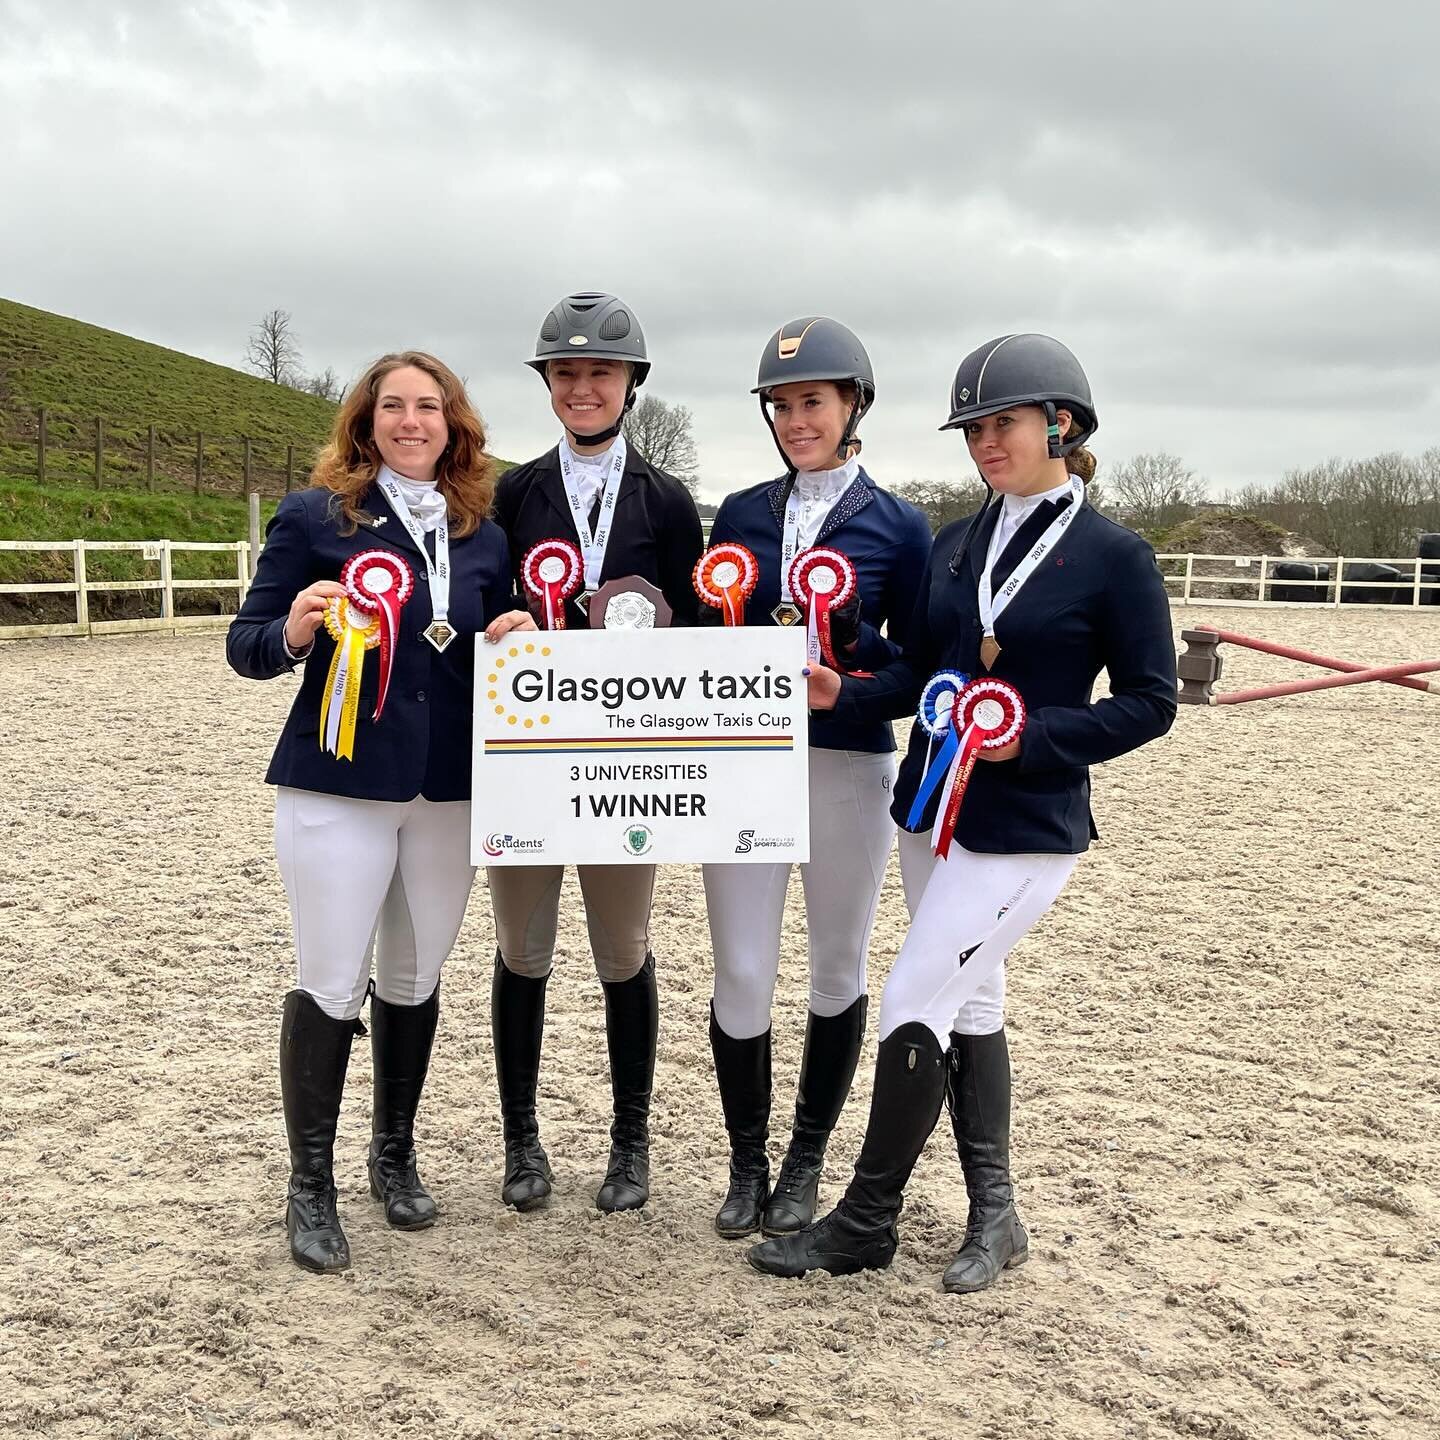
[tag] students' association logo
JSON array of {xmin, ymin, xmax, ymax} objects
[{"xmin": 623, "ymin": 825, "xmax": 654, "ymax": 857}]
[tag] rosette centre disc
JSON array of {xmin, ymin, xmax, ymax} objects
[
  {"xmin": 538, "ymin": 555, "xmax": 566, "ymax": 585},
  {"xmin": 973, "ymin": 697, "xmax": 1006, "ymax": 730},
  {"xmin": 362, "ymin": 565, "xmax": 393, "ymax": 595},
  {"xmin": 808, "ymin": 565, "xmax": 838, "ymax": 595},
  {"xmin": 712, "ymin": 560, "xmax": 740, "ymax": 589}
]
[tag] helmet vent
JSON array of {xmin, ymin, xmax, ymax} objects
[
  {"xmin": 598, "ymin": 310, "xmax": 632, "ymax": 341},
  {"xmin": 539, "ymin": 313, "xmax": 561, "ymax": 342}
]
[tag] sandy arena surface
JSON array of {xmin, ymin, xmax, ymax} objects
[{"xmin": 2, "ymin": 608, "xmax": 1438, "ymax": 1439}]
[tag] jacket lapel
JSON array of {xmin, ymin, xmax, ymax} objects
[
  {"xmin": 967, "ymin": 499, "xmax": 1003, "ymax": 585},
  {"xmin": 991, "ymin": 492, "xmax": 1075, "ymax": 590},
  {"xmin": 353, "ymin": 484, "xmax": 424, "ymax": 559},
  {"xmin": 816, "ymin": 474, "xmax": 874, "ymax": 544},
  {"xmin": 535, "ymin": 447, "xmax": 581, "ymax": 541},
  {"xmin": 765, "ymin": 476, "xmax": 792, "ymax": 529}
]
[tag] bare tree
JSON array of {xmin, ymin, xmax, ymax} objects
[
  {"xmin": 304, "ymin": 366, "xmax": 342, "ymax": 402},
  {"xmin": 888, "ymin": 477, "xmax": 988, "ymax": 533},
  {"xmin": 623, "ymin": 394, "xmax": 699, "ymax": 493},
  {"xmin": 245, "ymin": 309, "xmax": 303, "ymax": 386},
  {"xmin": 1108, "ymin": 452, "xmax": 1207, "ymax": 534}
]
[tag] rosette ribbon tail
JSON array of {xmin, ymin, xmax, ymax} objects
[
  {"xmin": 906, "ymin": 722, "xmax": 961, "ymax": 830},
  {"xmin": 370, "ymin": 591, "xmax": 402, "ymax": 722},
  {"xmin": 542, "ymin": 584, "xmax": 565, "ymax": 631},
  {"xmin": 721, "ymin": 585, "xmax": 744, "ymax": 627},
  {"xmin": 319, "ymin": 611, "xmax": 366, "ymax": 761},
  {"xmin": 931, "ymin": 722, "xmax": 984, "ymax": 859}
]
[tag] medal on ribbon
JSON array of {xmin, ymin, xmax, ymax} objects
[
  {"xmin": 693, "ymin": 543, "xmax": 759, "ymax": 627},
  {"xmin": 522, "ymin": 538, "xmax": 584, "ymax": 630},
  {"xmin": 788, "ymin": 546, "xmax": 857, "ymax": 668},
  {"xmin": 923, "ymin": 676, "xmax": 1026, "ymax": 860}
]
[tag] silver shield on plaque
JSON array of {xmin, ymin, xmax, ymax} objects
[{"xmin": 604, "ymin": 590, "xmax": 657, "ymax": 630}]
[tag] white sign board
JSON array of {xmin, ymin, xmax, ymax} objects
[{"xmin": 472, "ymin": 628, "xmax": 809, "ymax": 865}]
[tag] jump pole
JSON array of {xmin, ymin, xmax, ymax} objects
[
  {"xmin": 1193, "ymin": 625, "xmax": 1438, "ymax": 696},
  {"xmin": 1212, "ymin": 657, "xmax": 1440, "ymax": 706}
]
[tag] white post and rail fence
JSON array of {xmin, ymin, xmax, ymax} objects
[{"xmin": 0, "ymin": 544, "xmax": 1437, "ymax": 643}]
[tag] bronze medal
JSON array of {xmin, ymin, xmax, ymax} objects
[
  {"xmin": 771, "ymin": 601, "xmax": 802, "ymax": 627},
  {"xmin": 980, "ymin": 634, "xmax": 1002, "ymax": 670}
]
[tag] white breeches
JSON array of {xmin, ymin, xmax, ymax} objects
[
  {"xmin": 704, "ymin": 747, "xmax": 896, "ymax": 1040},
  {"xmin": 880, "ymin": 834, "xmax": 1077, "ymax": 1046},
  {"xmin": 274, "ymin": 787, "xmax": 476, "ymax": 1021}
]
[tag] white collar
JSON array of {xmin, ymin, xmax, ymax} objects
[
  {"xmin": 565, "ymin": 439, "xmax": 620, "ymax": 469},
  {"xmin": 1000, "ymin": 475, "xmax": 1073, "ymax": 517},
  {"xmin": 794, "ymin": 454, "xmax": 859, "ymax": 501}
]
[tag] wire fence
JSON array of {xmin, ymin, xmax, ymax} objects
[{"xmin": 0, "ymin": 404, "xmax": 321, "ymax": 498}]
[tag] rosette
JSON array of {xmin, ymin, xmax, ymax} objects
[
  {"xmin": 319, "ymin": 597, "xmax": 382, "ymax": 761},
  {"xmin": 788, "ymin": 546, "xmax": 857, "ymax": 669},
  {"xmin": 693, "ymin": 543, "xmax": 759, "ymax": 627},
  {"xmin": 910, "ymin": 675, "xmax": 1026, "ymax": 859},
  {"xmin": 340, "ymin": 549, "xmax": 414, "ymax": 724},
  {"xmin": 522, "ymin": 538, "xmax": 584, "ymax": 631}
]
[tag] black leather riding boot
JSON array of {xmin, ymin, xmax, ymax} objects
[
  {"xmin": 763, "ymin": 996, "xmax": 867, "ymax": 1236},
  {"xmin": 748, "ymin": 1023, "xmax": 945, "ymax": 1278},
  {"xmin": 596, "ymin": 952, "xmax": 658, "ymax": 1212},
  {"xmin": 280, "ymin": 990, "xmax": 364, "ymax": 1274},
  {"xmin": 709, "ymin": 1004, "xmax": 773, "ymax": 1238},
  {"xmin": 368, "ymin": 985, "xmax": 440, "ymax": 1230},
  {"xmin": 941, "ymin": 1028, "xmax": 1029, "ymax": 1294},
  {"xmin": 492, "ymin": 952, "xmax": 553, "ymax": 1211}
]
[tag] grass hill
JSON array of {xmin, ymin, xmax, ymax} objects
[{"xmin": 0, "ymin": 296, "xmax": 339, "ymax": 504}]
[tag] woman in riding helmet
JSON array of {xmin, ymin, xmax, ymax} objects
[
  {"xmin": 701, "ymin": 317, "xmax": 932, "ymax": 1242},
  {"xmin": 749, "ymin": 333, "xmax": 1177, "ymax": 1290},
  {"xmin": 484, "ymin": 292, "xmax": 704, "ymax": 1215}
]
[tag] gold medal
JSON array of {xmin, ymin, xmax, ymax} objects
[
  {"xmin": 771, "ymin": 602, "xmax": 802, "ymax": 627},
  {"xmin": 980, "ymin": 634, "xmax": 1001, "ymax": 670}
]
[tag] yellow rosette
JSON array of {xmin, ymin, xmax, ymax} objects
[{"xmin": 319, "ymin": 598, "xmax": 381, "ymax": 760}]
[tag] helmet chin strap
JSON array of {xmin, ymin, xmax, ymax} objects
[{"xmin": 947, "ymin": 477, "xmax": 998, "ymax": 577}]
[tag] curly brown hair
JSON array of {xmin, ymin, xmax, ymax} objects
[{"xmin": 309, "ymin": 351, "xmax": 495, "ymax": 537}]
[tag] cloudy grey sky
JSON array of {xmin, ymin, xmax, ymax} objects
[{"xmin": 4, "ymin": 0, "xmax": 1438, "ymax": 501}]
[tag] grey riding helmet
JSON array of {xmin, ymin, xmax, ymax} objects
[
  {"xmin": 526, "ymin": 292, "xmax": 650, "ymax": 443},
  {"xmin": 941, "ymin": 333, "xmax": 1096, "ymax": 459},
  {"xmin": 753, "ymin": 316, "xmax": 875, "ymax": 466},
  {"xmin": 526, "ymin": 292, "xmax": 650, "ymax": 383}
]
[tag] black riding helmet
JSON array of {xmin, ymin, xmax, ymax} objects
[
  {"xmin": 941, "ymin": 333, "xmax": 1096, "ymax": 459},
  {"xmin": 753, "ymin": 316, "xmax": 875, "ymax": 473},
  {"xmin": 527, "ymin": 291, "xmax": 650, "ymax": 445},
  {"xmin": 942, "ymin": 333, "xmax": 1097, "ymax": 575}
]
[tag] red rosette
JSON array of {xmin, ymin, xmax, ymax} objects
[
  {"xmin": 788, "ymin": 546, "xmax": 858, "ymax": 668},
  {"xmin": 693, "ymin": 543, "xmax": 759, "ymax": 627},
  {"xmin": 931, "ymin": 678, "xmax": 1026, "ymax": 859},
  {"xmin": 522, "ymin": 538, "xmax": 584, "ymax": 631},
  {"xmin": 341, "ymin": 550, "xmax": 414, "ymax": 722}
]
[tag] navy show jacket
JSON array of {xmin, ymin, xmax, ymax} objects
[
  {"xmin": 226, "ymin": 484, "xmax": 513, "ymax": 802},
  {"xmin": 492, "ymin": 444, "xmax": 705, "ymax": 629},
  {"xmin": 835, "ymin": 495, "xmax": 1177, "ymax": 852},
  {"xmin": 708, "ymin": 469, "xmax": 933, "ymax": 754}
]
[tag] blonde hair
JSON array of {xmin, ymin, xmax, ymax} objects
[{"xmin": 310, "ymin": 351, "xmax": 495, "ymax": 537}]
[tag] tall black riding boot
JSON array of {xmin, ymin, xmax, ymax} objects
[
  {"xmin": 280, "ymin": 990, "xmax": 364, "ymax": 1274},
  {"xmin": 942, "ymin": 1028, "xmax": 1029, "ymax": 1294},
  {"xmin": 763, "ymin": 996, "xmax": 867, "ymax": 1236},
  {"xmin": 368, "ymin": 985, "xmax": 440, "ymax": 1230},
  {"xmin": 493, "ymin": 952, "xmax": 553, "ymax": 1211},
  {"xmin": 596, "ymin": 952, "xmax": 658, "ymax": 1212},
  {"xmin": 709, "ymin": 1004, "xmax": 772, "ymax": 1239},
  {"xmin": 748, "ymin": 1022, "xmax": 945, "ymax": 1278}
]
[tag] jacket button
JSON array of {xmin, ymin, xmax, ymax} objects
[{"xmin": 416, "ymin": 690, "xmax": 427, "ymax": 703}]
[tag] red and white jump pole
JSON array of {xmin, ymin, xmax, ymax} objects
[{"xmin": 1177, "ymin": 625, "xmax": 1440, "ymax": 706}]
